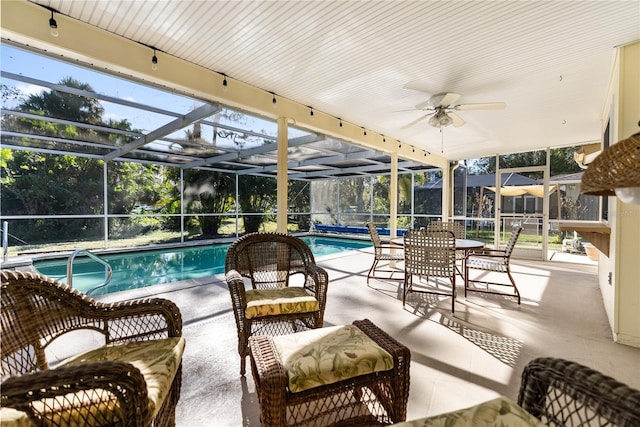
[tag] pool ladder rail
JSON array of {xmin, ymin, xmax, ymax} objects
[{"xmin": 67, "ymin": 249, "xmax": 113, "ymax": 296}]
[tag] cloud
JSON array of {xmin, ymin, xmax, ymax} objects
[{"xmin": 16, "ymin": 83, "xmax": 44, "ymax": 97}]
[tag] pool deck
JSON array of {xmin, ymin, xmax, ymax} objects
[{"xmin": 15, "ymin": 247, "xmax": 640, "ymax": 426}]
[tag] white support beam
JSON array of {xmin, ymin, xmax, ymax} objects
[{"xmin": 277, "ymin": 117, "xmax": 288, "ymax": 233}]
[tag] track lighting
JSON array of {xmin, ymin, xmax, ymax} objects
[
  {"xmin": 309, "ymin": 107, "xmax": 314, "ymax": 119},
  {"xmin": 222, "ymin": 74, "xmax": 228, "ymax": 92},
  {"xmin": 338, "ymin": 118, "xmax": 343, "ymax": 127},
  {"xmin": 363, "ymin": 128, "xmax": 367, "ymax": 136},
  {"xmin": 49, "ymin": 10, "xmax": 58, "ymax": 37},
  {"xmin": 271, "ymin": 93, "xmax": 277, "ymax": 106},
  {"xmin": 151, "ymin": 49, "xmax": 158, "ymax": 71}
]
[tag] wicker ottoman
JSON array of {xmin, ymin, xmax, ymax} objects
[{"xmin": 248, "ymin": 319, "xmax": 411, "ymax": 427}]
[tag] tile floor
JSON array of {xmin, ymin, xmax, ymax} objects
[{"xmin": 94, "ymin": 247, "xmax": 639, "ymax": 426}]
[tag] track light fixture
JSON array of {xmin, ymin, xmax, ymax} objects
[
  {"xmin": 338, "ymin": 118, "xmax": 343, "ymax": 127},
  {"xmin": 309, "ymin": 107, "xmax": 314, "ymax": 119},
  {"xmin": 362, "ymin": 128, "xmax": 367, "ymax": 136},
  {"xmin": 222, "ymin": 74, "xmax": 228, "ymax": 92},
  {"xmin": 151, "ymin": 49, "xmax": 158, "ymax": 71},
  {"xmin": 49, "ymin": 10, "xmax": 59, "ymax": 37},
  {"xmin": 271, "ymin": 92, "xmax": 277, "ymax": 105}
]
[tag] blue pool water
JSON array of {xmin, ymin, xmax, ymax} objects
[{"xmin": 33, "ymin": 236, "xmax": 371, "ymax": 296}]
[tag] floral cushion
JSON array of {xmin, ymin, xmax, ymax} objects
[
  {"xmin": 0, "ymin": 337, "xmax": 185, "ymax": 427},
  {"xmin": 390, "ymin": 396, "xmax": 543, "ymax": 427},
  {"xmin": 245, "ymin": 287, "xmax": 318, "ymax": 319},
  {"xmin": 60, "ymin": 337, "xmax": 185, "ymax": 418},
  {"xmin": 272, "ymin": 325, "xmax": 394, "ymax": 393}
]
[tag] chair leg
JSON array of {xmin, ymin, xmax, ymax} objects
[
  {"xmin": 367, "ymin": 259, "xmax": 379, "ymax": 284},
  {"xmin": 507, "ymin": 269, "xmax": 521, "ymax": 304}
]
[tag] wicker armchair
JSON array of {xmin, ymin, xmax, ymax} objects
[
  {"xmin": 225, "ymin": 232, "xmax": 329, "ymax": 375},
  {"xmin": 518, "ymin": 357, "xmax": 640, "ymax": 426},
  {"xmin": 366, "ymin": 222, "xmax": 404, "ymax": 284},
  {"xmin": 465, "ymin": 226, "xmax": 523, "ymax": 304},
  {"xmin": 1, "ymin": 270, "xmax": 184, "ymax": 427}
]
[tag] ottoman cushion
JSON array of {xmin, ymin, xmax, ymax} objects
[{"xmin": 272, "ymin": 324, "xmax": 393, "ymax": 393}]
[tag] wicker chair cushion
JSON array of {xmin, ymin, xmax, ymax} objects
[
  {"xmin": 390, "ymin": 396, "xmax": 542, "ymax": 427},
  {"xmin": 0, "ymin": 337, "xmax": 186, "ymax": 427},
  {"xmin": 245, "ymin": 287, "xmax": 319, "ymax": 319},
  {"xmin": 272, "ymin": 325, "xmax": 393, "ymax": 393},
  {"xmin": 0, "ymin": 408, "xmax": 32, "ymax": 427}
]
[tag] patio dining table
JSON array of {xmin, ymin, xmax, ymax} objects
[{"xmin": 391, "ymin": 237, "xmax": 484, "ymax": 284}]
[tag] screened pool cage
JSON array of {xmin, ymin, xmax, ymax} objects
[{"xmin": 1, "ymin": 44, "xmax": 601, "ymax": 258}]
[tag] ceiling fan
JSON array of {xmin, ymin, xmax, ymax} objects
[{"xmin": 402, "ymin": 92, "xmax": 506, "ymax": 129}]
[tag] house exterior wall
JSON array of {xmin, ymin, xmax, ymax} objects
[{"xmin": 600, "ymin": 41, "xmax": 640, "ymax": 347}]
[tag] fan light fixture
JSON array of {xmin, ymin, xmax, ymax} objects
[
  {"xmin": 428, "ymin": 109, "xmax": 453, "ymax": 128},
  {"xmin": 581, "ymin": 132, "xmax": 640, "ymax": 204},
  {"xmin": 49, "ymin": 10, "xmax": 59, "ymax": 37}
]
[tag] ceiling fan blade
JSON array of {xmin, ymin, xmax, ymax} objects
[
  {"xmin": 401, "ymin": 114, "xmax": 431, "ymax": 129},
  {"xmin": 456, "ymin": 102, "xmax": 506, "ymax": 110},
  {"xmin": 439, "ymin": 92, "xmax": 461, "ymax": 107},
  {"xmin": 449, "ymin": 112, "xmax": 466, "ymax": 127}
]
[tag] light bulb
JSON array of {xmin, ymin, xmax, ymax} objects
[
  {"xmin": 49, "ymin": 13, "xmax": 58, "ymax": 37},
  {"xmin": 615, "ymin": 187, "xmax": 640, "ymax": 205}
]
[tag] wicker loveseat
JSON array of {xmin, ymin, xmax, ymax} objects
[
  {"xmin": 0, "ymin": 270, "xmax": 185, "ymax": 427},
  {"xmin": 225, "ymin": 232, "xmax": 329, "ymax": 375}
]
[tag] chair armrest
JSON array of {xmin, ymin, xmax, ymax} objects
[
  {"xmin": 98, "ymin": 298, "xmax": 183, "ymax": 342},
  {"xmin": 304, "ymin": 264, "xmax": 329, "ymax": 313},
  {"xmin": 380, "ymin": 241, "xmax": 403, "ymax": 249},
  {"xmin": 468, "ymin": 249, "xmax": 507, "ymax": 258},
  {"xmin": 226, "ymin": 270, "xmax": 249, "ymax": 332},
  {"xmin": 1, "ymin": 361, "xmax": 151, "ymax": 427}
]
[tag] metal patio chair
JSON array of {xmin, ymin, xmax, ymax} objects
[
  {"xmin": 403, "ymin": 228, "xmax": 457, "ymax": 313},
  {"xmin": 366, "ymin": 222, "xmax": 404, "ymax": 284},
  {"xmin": 465, "ymin": 226, "xmax": 523, "ymax": 304}
]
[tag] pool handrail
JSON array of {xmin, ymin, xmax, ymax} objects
[{"xmin": 67, "ymin": 249, "xmax": 112, "ymax": 295}]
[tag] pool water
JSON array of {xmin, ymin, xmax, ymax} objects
[{"xmin": 33, "ymin": 236, "xmax": 371, "ymax": 296}]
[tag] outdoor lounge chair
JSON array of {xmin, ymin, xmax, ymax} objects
[
  {"xmin": 0, "ymin": 270, "xmax": 184, "ymax": 427},
  {"xmin": 366, "ymin": 222, "xmax": 404, "ymax": 284},
  {"xmin": 518, "ymin": 357, "xmax": 640, "ymax": 426},
  {"xmin": 224, "ymin": 232, "xmax": 329, "ymax": 375},
  {"xmin": 465, "ymin": 226, "xmax": 523, "ymax": 304}
]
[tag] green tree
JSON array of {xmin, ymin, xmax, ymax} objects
[
  {"xmin": 1, "ymin": 77, "xmax": 165, "ymax": 243},
  {"xmin": 238, "ymin": 175, "xmax": 276, "ymax": 233}
]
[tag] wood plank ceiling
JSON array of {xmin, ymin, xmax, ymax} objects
[{"xmin": 8, "ymin": 1, "xmax": 640, "ymax": 162}]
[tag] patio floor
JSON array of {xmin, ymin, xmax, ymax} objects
[{"xmin": 93, "ymin": 247, "xmax": 639, "ymax": 426}]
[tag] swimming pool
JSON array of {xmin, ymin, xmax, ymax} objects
[{"xmin": 33, "ymin": 235, "xmax": 371, "ymax": 296}]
